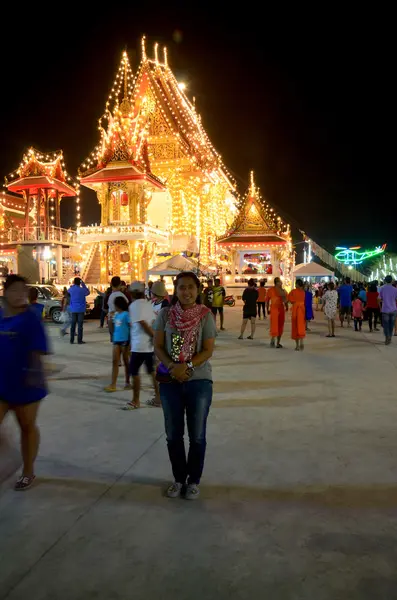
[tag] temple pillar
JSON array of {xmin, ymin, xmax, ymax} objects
[{"xmin": 55, "ymin": 246, "xmax": 63, "ymax": 280}]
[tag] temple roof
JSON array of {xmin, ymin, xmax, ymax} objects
[
  {"xmin": 79, "ymin": 42, "xmax": 233, "ymax": 189},
  {"xmin": 218, "ymin": 171, "xmax": 290, "ymax": 245},
  {"xmin": 6, "ymin": 149, "xmax": 77, "ymax": 197}
]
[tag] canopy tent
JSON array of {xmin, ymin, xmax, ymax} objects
[
  {"xmin": 293, "ymin": 262, "xmax": 334, "ymax": 278},
  {"xmin": 147, "ymin": 254, "xmax": 213, "ymax": 278}
]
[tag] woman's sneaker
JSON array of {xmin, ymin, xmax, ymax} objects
[
  {"xmin": 185, "ymin": 483, "xmax": 200, "ymax": 500},
  {"xmin": 166, "ymin": 482, "xmax": 183, "ymax": 498}
]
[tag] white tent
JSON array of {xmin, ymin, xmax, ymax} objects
[
  {"xmin": 293, "ymin": 262, "xmax": 334, "ymax": 278},
  {"xmin": 147, "ymin": 255, "xmax": 200, "ymax": 277}
]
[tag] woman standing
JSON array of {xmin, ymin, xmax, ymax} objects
[
  {"xmin": 288, "ymin": 279, "xmax": 306, "ymax": 351},
  {"xmin": 153, "ymin": 272, "xmax": 216, "ymax": 500},
  {"xmin": 323, "ymin": 281, "xmax": 338, "ymax": 337},
  {"xmin": 365, "ymin": 283, "xmax": 380, "ymax": 332},
  {"xmin": 0, "ymin": 275, "xmax": 48, "ymax": 490}
]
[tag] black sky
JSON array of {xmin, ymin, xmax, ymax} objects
[{"xmin": 0, "ymin": 4, "xmax": 394, "ymax": 253}]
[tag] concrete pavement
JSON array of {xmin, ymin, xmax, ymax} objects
[{"xmin": 1, "ymin": 308, "xmax": 397, "ymax": 599}]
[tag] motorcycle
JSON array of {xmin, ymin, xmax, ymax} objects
[{"xmin": 224, "ymin": 294, "xmax": 235, "ymax": 307}]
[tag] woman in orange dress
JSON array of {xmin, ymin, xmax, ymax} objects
[
  {"xmin": 288, "ymin": 278, "xmax": 306, "ymax": 351},
  {"xmin": 266, "ymin": 277, "xmax": 288, "ymax": 348}
]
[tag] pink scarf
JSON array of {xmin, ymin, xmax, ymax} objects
[{"xmin": 168, "ymin": 302, "xmax": 211, "ymax": 362}]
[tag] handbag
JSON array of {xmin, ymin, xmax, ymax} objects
[{"xmin": 155, "ymin": 362, "xmax": 173, "ymax": 383}]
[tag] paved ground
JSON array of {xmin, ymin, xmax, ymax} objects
[{"xmin": 1, "ymin": 307, "xmax": 397, "ymax": 600}]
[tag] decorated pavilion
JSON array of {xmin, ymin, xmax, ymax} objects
[
  {"xmin": 217, "ymin": 172, "xmax": 293, "ymax": 295},
  {"xmin": 78, "ymin": 42, "xmax": 236, "ymax": 283},
  {"xmin": 2, "ymin": 149, "xmax": 78, "ymax": 282}
]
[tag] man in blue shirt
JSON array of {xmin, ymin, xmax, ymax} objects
[
  {"xmin": 338, "ymin": 277, "xmax": 353, "ymax": 327},
  {"xmin": 68, "ymin": 277, "xmax": 89, "ymax": 344}
]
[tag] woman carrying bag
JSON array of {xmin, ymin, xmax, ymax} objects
[{"xmin": 153, "ymin": 271, "xmax": 216, "ymax": 500}]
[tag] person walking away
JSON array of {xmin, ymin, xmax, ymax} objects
[
  {"xmin": 211, "ymin": 278, "xmax": 226, "ymax": 330},
  {"xmin": 288, "ymin": 279, "xmax": 306, "ymax": 350},
  {"xmin": 153, "ymin": 271, "xmax": 216, "ymax": 500},
  {"xmin": 123, "ymin": 281, "xmax": 160, "ymax": 409},
  {"xmin": 366, "ymin": 282, "xmax": 380, "ymax": 332},
  {"xmin": 107, "ymin": 276, "xmax": 127, "ymax": 342},
  {"xmin": 392, "ymin": 282, "xmax": 397, "ymax": 336},
  {"xmin": 0, "ymin": 275, "xmax": 48, "ymax": 490},
  {"xmin": 352, "ymin": 293, "xmax": 364, "ymax": 331},
  {"xmin": 304, "ymin": 283, "xmax": 314, "ymax": 330},
  {"xmin": 104, "ymin": 296, "xmax": 131, "ymax": 392},
  {"xmin": 145, "ymin": 280, "xmax": 154, "ymax": 300},
  {"xmin": 338, "ymin": 277, "xmax": 353, "ymax": 327},
  {"xmin": 256, "ymin": 280, "xmax": 267, "ymax": 319},
  {"xmin": 323, "ymin": 281, "xmax": 338, "ymax": 337},
  {"xmin": 94, "ymin": 288, "xmax": 107, "ymax": 328},
  {"xmin": 238, "ymin": 278, "xmax": 258, "ymax": 339},
  {"xmin": 68, "ymin": 277, "xmax": 89, "ymax": 344},
  {"xmin": 203, "ymin": 280, "xmax": 214, "ymax": 309},
  {"xmin": 28, "ymin": 287, "xmax": 44, "ymax": 320},
  {"xmin": 379, "ymin": 275, "xmax": 397, "ymax": 345},
  {"xmin": 60, "ymin": 286, "xmax": 71, "ymax": 337},
  {"xmin": 266, "ymin": 277, "xmax": 288, "ymax": 348},
  {"xmin": 151, "ymin": 280, "xmax": 170, "ymax": 316}
]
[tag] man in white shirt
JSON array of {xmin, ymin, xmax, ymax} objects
[
  {"xmin": 123, "ymin": 281, "xmax": 160, "ymax": 410},
  {"xmin": 107, "ymin": 276, "xmax": 127, "ymax": 341}
]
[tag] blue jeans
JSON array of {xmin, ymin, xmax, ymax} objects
[
  {"xmin": 382, "ymin": 311, "xmax": 397, "ymax": 339},
  {"xmin": 70, "ymin": 312, "xmax": 85, "ymax": 343},
  {"xmin": 160, "ymin": 379, "xmax": 213, "ymax": 485}
]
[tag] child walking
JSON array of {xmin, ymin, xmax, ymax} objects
[
  {"xmin": 352, "ymin": 293, "xmax": 364, "ymax": 331},
  {"xmin": 104, "ymin": 296, "xmax": 131, "ymax": 392}
]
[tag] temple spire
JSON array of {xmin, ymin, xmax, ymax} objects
[
  {"xmin": 154, "ymin": 42, "xmax": 159, "ymax": 64},
  {"xmin": 141, "ymin": 35, "xmax": 147, "ymax": 61},
  {"xmin": 163, "ymin": 46, "xmax": 168, "ymax": 67},
  {"xmin": 249, "ymin": 170, "xmax": 256, "ymax": 196}
]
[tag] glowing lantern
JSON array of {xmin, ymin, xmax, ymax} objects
[
  {"xmin": 121, "ymin": 192, "xmax": 128, "ymax": 206},
  {"xmin": 120, "ymin": 252, "xmax": 130, "ymax": 263}
]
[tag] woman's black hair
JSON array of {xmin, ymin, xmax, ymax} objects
[
  {"xmin": 114, "ymin": 295, "xmax": 128, "ymax": 311},
  {"xmin": 369, "ymin": 282, "xmax": 377, "ymax": 292},
  {"xmin": 171, "ymin": 271, "xmax": 201, "ymax": 305},
  {"xmin": 4, "ymin": 274, "xmax": 26, "ymax": 292},
  {"xmin": 296, "ymin": 278, "xmax": 304, "ymax": 288}
]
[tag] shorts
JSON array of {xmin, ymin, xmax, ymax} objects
[
  {"xmin": 113, "ymin": 340, "xmax": 129, "ymax": 347},
  {"xmin": 129, "ymin": 352, "xmax": 154, "ymax": 376},
  {"xmin": 211, "ymin": 307, "xmax": 224, "ymax": 315},
  {"xmin": 340, "ymin": 306, "xmax": 351, "ymax": 317},
  {"xmin": 243, "ymin": 310, "xmax": 256, "ymax": 320}
]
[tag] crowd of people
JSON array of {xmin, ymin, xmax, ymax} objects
[{"xmin": 2, "ymin": 270, "xmax": 397, "ymax": 498}]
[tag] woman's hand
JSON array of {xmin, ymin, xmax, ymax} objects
[{"xmin": 169, "ymin": 363, "xmax": 190, "ymax": 382}]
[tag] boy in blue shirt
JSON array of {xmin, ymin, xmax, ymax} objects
[
  {"xmin": 104, "ymin": 296, "xmax": 131, "ymax": 392},
  {"xmin": 28, "ymin": 286, "xmax": 44, "ymax": 320},
  {"xmin": 0, "ymin": 275, "xmax": 48, "ymax": 491},
  {"xmin": 338, "ymin": 277, "xmax": 353, "ymax": 327}
]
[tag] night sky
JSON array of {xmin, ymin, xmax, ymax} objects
[{"xmin": 0, "ymin": 5, "xmax": 394, "ymax": 254}]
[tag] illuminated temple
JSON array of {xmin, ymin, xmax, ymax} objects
[
  {"xmin": 218, "ymin": 172, "xmax": 293, "ymax": 293},
  {"xmin": 78, "ymin": 42, "xmax": 236, "ymax": 283},
  {"xmin": 0, "ymin": 39, "xmax": 293, "ymax": 286}
]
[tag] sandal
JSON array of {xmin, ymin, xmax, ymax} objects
[
  {"xmin": 122, "ymin": 402, "xmax": 140, "ymax": 410},
  {"xmin": 14, "ymin": 475, "xmax": 36, "ymax": 491},
  {"xmin": 238, "ymin": 335, "xmax": 243, "ymax": 340},
  {"xmin": 146, "ymin": 398, "xmax": 161, "ymax": 408},
  {"xmin": 124, "ymin": 383, "xmax": 132, "ymax": 390},
  {"xmin": 276, "ymin": 344, "xmax": 283, "ymax": 348},
  {"xmin": 247, "ymin": 336, "xmax": 253, "ymax": 340},
  {"xmin": 104, "ymin": 385, "xmax": 117, "ymax": 393}
]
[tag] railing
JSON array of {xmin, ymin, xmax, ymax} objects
[
  {"xmin": 7, "ymin": 227, "xmax": 77, "ymax": 245},
  {"xmin": 77, "ymin": 223, "xmax": 169, "ymax": 242}
]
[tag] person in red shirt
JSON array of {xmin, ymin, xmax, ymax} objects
[
  {"xmin": 365, "ymin": 282, "xmax": 380, "ymax": 332},
  {"xmin": 256, "ymin": 280, "xmax": 267, "ymax": 319}
]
